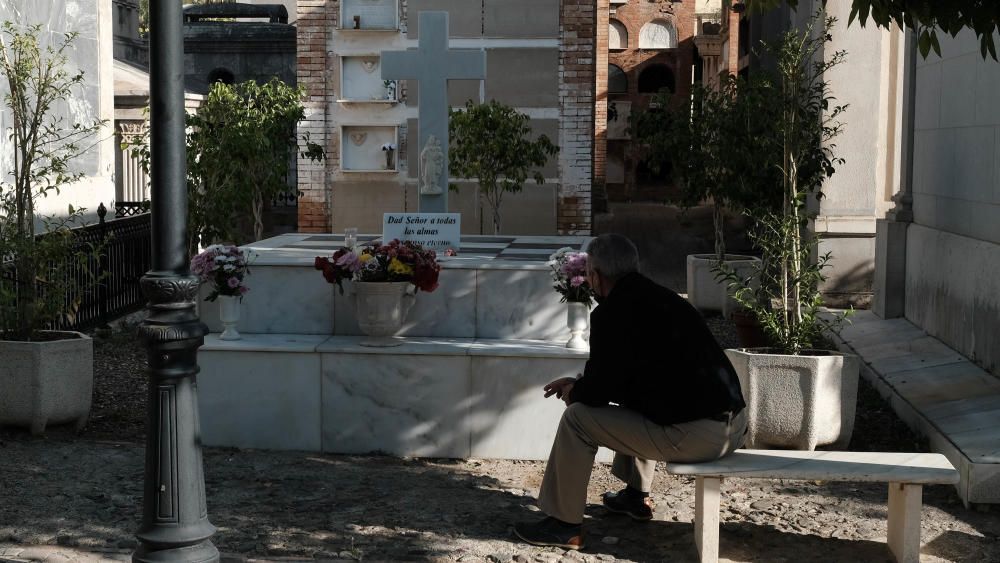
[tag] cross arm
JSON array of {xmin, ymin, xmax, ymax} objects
[
  {"xmin": 445, "ymin": 49, "xmax": 486, "ymax": 81},
  {"xmin": 381, "ymin": 50, "xmax": 421, "ymax": 81}
]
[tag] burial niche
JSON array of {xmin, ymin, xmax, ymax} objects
[
  {"xmin": 638, "ymin": 19, "xmax": 677, "ymax": 49},
  {"xmin": 609, "ymin": 19, "xmax": 628, "ymax": 50}
]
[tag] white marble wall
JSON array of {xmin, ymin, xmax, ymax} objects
[
  {"xmin": 198, "ymin": 335, "xmax": 330, "ymax": 451},
  {"xmin": 197, "ymin": 335, "xmax": 592, "ymax": 460},
  {"xmin": 201, "ymin": 257, "xmax": 580, "ymax": 341}
]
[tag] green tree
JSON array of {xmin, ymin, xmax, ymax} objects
[
  {"xmin": 0, "ymin": 22, "xmax": 105, "ymax": 340},
  {"xmin": 735, "ymin": 0, "xmax": 1000, "ymax": 59},
  {"xmin": 723, "ymin": 13, "xmax": 852, "ymax": 353},
  {"xmin": 631, "ymin": 77, "xmax": 782, "ymax": 263},
  {"xmin": 123, "ymin": 78, "xmax": 322, "ymax": 251},
  {"xmin": 449, "ymin": 100, "xmax": 558, "ymax": 235},
  {"xmin": 186, "ymin": 78, "xmax": 322, "ymax": 249}
]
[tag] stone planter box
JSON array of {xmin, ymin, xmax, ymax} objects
[
  {"xmin": 0, "ymin": 332, "xmax": 93, "ymax": 434},
  {"xmin": 686, "ymin": 254, "xmax": 759, "ymax": 316},
  {"xmin": 725, "ymin": 348, "xmax": 860, "ymax": 451}
]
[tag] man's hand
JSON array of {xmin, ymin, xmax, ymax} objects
[{"xmin": 543, "ymin": 376, "xmax": 577, "ymax": 405}]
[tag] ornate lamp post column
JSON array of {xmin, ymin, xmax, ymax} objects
[{"xmin": 133, "ymin": 1, "xmax": 219, "ymax": 562}]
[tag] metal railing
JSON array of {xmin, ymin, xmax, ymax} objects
[{"xmin": 2, "ymin": 204, "xmax": 152, "ymax": 332}]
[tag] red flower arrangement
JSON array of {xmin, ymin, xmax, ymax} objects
[{"xmin": 315, "ymin": 239, "xmax": 441, "ymax": 294}]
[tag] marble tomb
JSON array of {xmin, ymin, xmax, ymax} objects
[{"xmin": 196, "ymin": 234, "xmax": 614, "ymax": 461}]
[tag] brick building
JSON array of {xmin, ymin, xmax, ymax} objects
[
  {"xmin": 295, "ymin": 0, "xmax": 595, "ymax": 236},
  {"xmin": 595, "ymin": 0, "xmax": 738, "ymax": 204}
]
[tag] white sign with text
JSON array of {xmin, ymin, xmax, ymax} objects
[{"xmin": 383, "ymin": 213, "xmax": 461, "ymax": 251}]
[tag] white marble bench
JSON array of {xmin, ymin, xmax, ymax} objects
[{"xmin": 666, "ymin": 450, "xmax": 959, "ymax": 563}]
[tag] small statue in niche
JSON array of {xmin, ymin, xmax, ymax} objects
[{"xmin": 419, "ymin": 135, "xmax": 444, "ymax": 195}]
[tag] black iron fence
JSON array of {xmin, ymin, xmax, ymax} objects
[
  {"xmin": 2, "ymin": 205, "xmax": 152, "ymax": 332},
  {"xmin": 69, "ymin": 205, "xmax": 152, "ymax": 329}
]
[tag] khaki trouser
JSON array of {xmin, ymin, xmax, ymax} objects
[{"xmin": 538, "ymin": 402, "xmax": 748, "ymax": 524}]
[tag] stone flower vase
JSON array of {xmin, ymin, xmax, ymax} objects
[
  {"xmin": 219, "ymin": 295, "xmax": 242, "ymax": 341},
  {"xmin": 353, "ymin": 281, "xmax": 416, "ymax": 347},
  {"xmin": 384, "ymin": 149, "xmax": 395, "ymax": 170},
  {"xmin": 566, "ymin": 301, "xmax": 590, "ymax": 350}
]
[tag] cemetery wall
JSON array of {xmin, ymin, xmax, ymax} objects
[
  {"xmin": 0, "ymin": 0, "xmax": 116, "ymax": 229},
  {"xmin": 813, "ymin": 0, "xmax": 905, "ymax": 307},
  {"xmin": 904, "ymin": 27, "xmax": 1000, "ymax": 376},
  {"xmin": 297, "ymin": 0, "xmax": 593, "ymax": 235}
]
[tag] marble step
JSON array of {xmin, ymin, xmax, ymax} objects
[{"xmin": 196, "ymin": 333, "xmax": 613, "ymax": 462}]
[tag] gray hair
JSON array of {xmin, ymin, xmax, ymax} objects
[{"xmin": 586, "ymin": 234, "xmax": 639, "ymax": 281}]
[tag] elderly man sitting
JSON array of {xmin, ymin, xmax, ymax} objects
[{"xmin": 513, "ymin": 233, "xmax": 748, "ymax": 550}]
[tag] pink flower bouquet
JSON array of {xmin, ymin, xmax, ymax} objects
[
  {"xmin": 548, "ymin": 247, "xmax": 594, "ymax": 307},
  {"xmin": 191, "ymin": 244, "xmax": 253, "ymax": 301}
]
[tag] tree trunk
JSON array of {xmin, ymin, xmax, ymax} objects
[{"xmin": 713, "ymin": 199, "xmax": 725, "ymax": 263}]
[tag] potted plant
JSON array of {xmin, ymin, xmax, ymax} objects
[
  {"xmin": 191, "ymin": 244, "xmax": 253, "ymax": 340},
  {"xmin": 630, "ymin": 76, "xmax": 780, "ymax": 315},
  {"xmin": 719, "ymin": 13, "xmax": 858, "ymax": 451},
  {"xmin": 547, "ymin": 248, "xmax": 595, "ymax": 349},
  {"xmin": 0, "ymin": 23, "xmax": 105, "ymax": 434},
  {"xmin": 315, "ymin": 239, "xmax": 440, "ymax": 346}
]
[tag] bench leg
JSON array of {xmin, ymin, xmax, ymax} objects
[
  {"xmin": 887, "ymin": 482, "xmax": 922, "ymax": 563},
  {"xmin": 694, "ymin": 476, "xmax": 721, "ymax": 563}
]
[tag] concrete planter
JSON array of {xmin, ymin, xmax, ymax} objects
[
  {"xmin": 725, "ymin": 347, "xmax": 860, "ymax": 451},
  {"xmin": 0, "ymin": 331, "xmax": 93, "ymax": 434},
  {"xmin": 686, "ymin": 254, "xmax": 759, "ymax": 316}
]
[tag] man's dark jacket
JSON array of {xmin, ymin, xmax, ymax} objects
[{"xmin": 569, "ymin": 272, "xmax": 746, "ymax": 425}]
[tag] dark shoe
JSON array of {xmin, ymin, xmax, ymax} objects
[
  {"xmin": 513, "ymin": 516, "xmax": 585, "ymax": 550},
  {"xmin": 602, "ymin": 488, "xmax": 654, "ymax": 521}
]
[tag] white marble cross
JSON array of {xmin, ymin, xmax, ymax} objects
[{"xmin": 381, "ymin": 12, "xmax": 485, "ymax": 213}]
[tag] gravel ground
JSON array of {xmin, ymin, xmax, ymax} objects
[{"xmin": 1, "ymin": 318, "xmax": 998, "ymax": 562}]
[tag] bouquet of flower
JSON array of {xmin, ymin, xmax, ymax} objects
[
  {"xmin": 191, "ymin": 244, "xmax": 253, "ymax": 301},
  {"xmin": 381, "ymin": 143, "xmax": 396, "ymax": 152},
  {"xmin": 315, "ymin": 238, "xmax": 441, "ymax": 295},
  {"xmin": 548, "ymin": 247, "xmax": 593, "ymax": 307}
]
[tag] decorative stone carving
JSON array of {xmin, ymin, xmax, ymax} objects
[
  {"xmin": 419, "ymin": 135, "xmax": 444, "ymax": 195},
  {"xmin": 360, "ymin": 58, "xmax": 378, "ymax": 73},
  {"xmin": 140, "ymin": 275, "xmax": 201, "ymax": 305},
  {"xmin": 349, "ymin": 132, "xmax": 367, "ymax": 146}
]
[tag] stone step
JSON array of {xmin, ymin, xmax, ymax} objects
[
  {"xmin": 197, "ymin": 333, "xmax": 613, "ymax": 462},
  {"xmin": 830, "ymin": 310, "xmax": 1000, "ymax": 505}
]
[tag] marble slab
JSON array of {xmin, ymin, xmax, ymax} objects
[
  {"xmin": 667, "ymin": 450, "xmax": 959, "ymax": 484},
  {"xmin": 200, "ymin": 264, "xmax": 335, "ymax": 335},
  {"xmin": 317, "ymin": 336, "xmax": 470, "ymax": 356},
  {"xmin": 468, "ymin": 356, "xmax": 585, "ymax": 460},
  {"xmin": 226, "ymin": 233, "xmax": 597, "ymax": 340},
  {"xmin": 476, "ymin": 269, "xmax": 571, "ymax": 340},
  {"xmin": 202, "ymin": 333, "xmax": 329, "ymax": 352},
  {"xmin": 468, "ymin": 339, "xmax": 591, "ymax": 359},
  {"xmin": 321, "ymin": 352, "xmax": 473, "ymax": 458},
  {"xmin": 828, "ymin": 310, "xmax": 1000, "ymax": 504},
  {"xmin": 198, "ymin": 347, "xmax": 323, "ymax": 451},
  {"xmin": 332, "ymin": 271, "xmax": 477, "ymax": 338}
]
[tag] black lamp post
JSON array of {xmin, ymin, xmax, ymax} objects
[{"xmin": 133, "ymin": 1, "xmax": 218, "ymax": 562}]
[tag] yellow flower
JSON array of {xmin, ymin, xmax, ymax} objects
[
  {"xmin": 388, "ymin": 257, "xmax": 413, "ymax": 276},
  {"xmin": 358, "ymin": 253, "xmax": 374, "ymax": 263}
]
